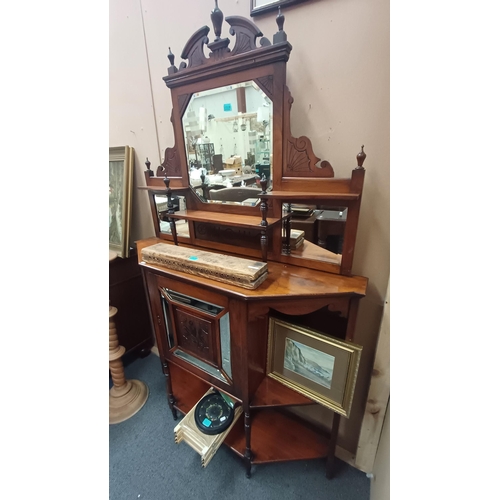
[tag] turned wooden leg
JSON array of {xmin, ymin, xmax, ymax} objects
[
  {"xmin": 244, "ymin": 411, "xmax": 252, "ymax": 478},
  {"xmin": 109, "ymin": 305, "xmax": 149, "ymax": 424},
  {"xmin": 162, "ymin": 361, "xmax": 178, "ymax": 420},
  {"xmin": 325, "ymin": 412, "xmax": 341, "ymax": 479},
  {"xmin": 169, "ymin": 219, "xmax": 178, "ymax": 245}
]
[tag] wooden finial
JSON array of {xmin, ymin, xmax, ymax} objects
[
  {"xmin": 167, "ymin": 47, "xmax": 178, "ymax": 74},
  {"xmin": 259, "ymin": 173, "xmax": 268, "ymax": 194},
  {"xmin": 273, "ymin": 7, "xmax": 287, "ymax": 44},
  {"xmin": 356, "ymin": 145, "xmax": 366, "ymax": 169},
  {"xmin": 276, "ymin": 7, "xmax": 284, "ymax": 31},
  {"xmin": 145, "ymin": 157, "xmax": 153, "ymax": 177},
  {"xmin": 211, "ymin": 0, "xmax": 223, "ymax": 41}
]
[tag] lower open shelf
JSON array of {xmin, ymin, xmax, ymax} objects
[
  {"xmin": 168, "ymin": 361, "xmax": 329, "ymax": 464},
  {"xmin": 224, "ymin": 409, "xmax": 328, "ymax": 463}
]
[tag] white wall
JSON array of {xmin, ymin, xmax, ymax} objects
[
  {"xmin": 110, "ymin": 0, "xmax": 389, "ymax": 455},
  {"xmin": 371, "ymin": 399, "xmax": 390, "ymax": 500}
]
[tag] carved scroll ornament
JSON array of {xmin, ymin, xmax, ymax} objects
[{"xmin": 283, "ymin": 86, "xmax": 335, "ymax": 178}]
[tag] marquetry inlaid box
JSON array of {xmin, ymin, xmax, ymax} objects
[{"xmin": 141, "ymin": 243, "xmax": 268, "ymax": 289}]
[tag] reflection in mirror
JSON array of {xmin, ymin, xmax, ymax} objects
[
  {"xmin": 286, "ymin": 203, "xmax": 348, "ymax": 257},
  {"xmin": 182, "ymin": 80, "xmax": 272, "ymax": 205},
  {"xmin": 155, "ymin": 194, "xmax": 190, "ymax": 237}
]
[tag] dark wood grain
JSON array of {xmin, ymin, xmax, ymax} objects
[
  {"xmin": 109, "ymin": 249, "xmax": 154, "ymax": 362},
  {"xmin": 169, "ymin": 362, "xmax": 211, "ymax": 414},
  {"xmin": 251, "ymin": 376, "xmax": 317, "ymax": 408},
  {"xmin": 224, "ymin": 409, "xmax": 329, "ymax": 463}
]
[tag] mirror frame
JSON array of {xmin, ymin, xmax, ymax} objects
[{"xmin": 141, "ymin": 4, "xmax": 367, "ymax": 276}]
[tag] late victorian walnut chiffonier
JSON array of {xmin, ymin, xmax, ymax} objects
[{"xmin": 136, "ymin": 2, "xmax": 369, "ymax": 479}]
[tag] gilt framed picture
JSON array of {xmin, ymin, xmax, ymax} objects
[
  {"xmin": 250, "ymin": 0, "xmax": 309, "ymax": 17},
  {"xmin": 109, "ymin": 146, "xmax": 134, "ymax": 258},
  {"xmin": 267, "ymin": 318, "xmax": 362, "ymax": 417}
]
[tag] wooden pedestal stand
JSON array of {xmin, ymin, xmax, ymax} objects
[{"xmin": 109, "ymin": 251, "xmax": 149, "ymax": 424}]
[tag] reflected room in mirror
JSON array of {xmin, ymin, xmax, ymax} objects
[
  {"xmin": 155, "ymin": 194, "xmax": 190, "ymax": 238},
  {"xmin": 283, "ymin": 204, "xmax": 347, "ymax": 265},
  {"xmin": 182, "ymin": 80, "xmax": 272, "ymax": 205}
]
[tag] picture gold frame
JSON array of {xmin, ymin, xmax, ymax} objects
[
  {"xmin": 109, "ymin": 146, "xmax": 134, "ymax": 258},
  {"xmin": 267, "ymin": 317, "xmax": 362, "ymax": 418}
]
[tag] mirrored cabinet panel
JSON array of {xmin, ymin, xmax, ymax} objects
[{"xmin": 182, "ymin": 81, "xmax": 272, "ymax": 205}]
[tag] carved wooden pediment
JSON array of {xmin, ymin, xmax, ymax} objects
[{"xmin": 166, "ymin": 2, "xmax": 286, "ymax": 77}]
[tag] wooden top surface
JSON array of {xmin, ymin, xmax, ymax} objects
[{"xmin": 137, "ymin": 238, "xmax": 368, "ymax": 300}]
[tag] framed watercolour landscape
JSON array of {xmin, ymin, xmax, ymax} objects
[
  {"xmin": 267, "ymin": 318, "xmax": 362, "ymax": 417},
  {"xmin": 109, "ymin": 146, "xmax": 134, "ymax": 258}
]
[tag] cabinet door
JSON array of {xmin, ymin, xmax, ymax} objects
[{"xmin": 148, "ymin": 272, "xmax": 234, "ymax": 387}]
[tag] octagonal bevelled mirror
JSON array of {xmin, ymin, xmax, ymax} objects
[{"xmin": 182, "ymin": 81, "xmax": 272, "ymax": 206}]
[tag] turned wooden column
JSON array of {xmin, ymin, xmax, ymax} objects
[{"xmin": 109, "ymin": 251, "xmax": 149, "ymax": 424}]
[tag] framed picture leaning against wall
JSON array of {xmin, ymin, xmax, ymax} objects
[{"xmin": 109, "ymin": 146, "xmax": 134, "ymax": 258}]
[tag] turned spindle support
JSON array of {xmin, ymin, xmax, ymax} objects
[
  {"xmin": 200, "ymin": 169, "xmax": 208, "ymax": 200},
  {"xmin": 283, "ymin": 202, "xmax": 292, "ymax": 255},
  {"xmin": 163, "ymin": 175, "xmax": 178, "ymax": 245},
  {"xmin": 244, "ymin": 410, "xmax": 253, "ymax": 478},
  {"xmin": 161, "ymin": 360, "xmax": 178, "ymax": 420},
  {"xmin": 259, "ymin": 175, "xmax": 269, "ymax": 262},
  {"xmin": 325, "ymin": 412, "xmax": 342, "ymax": 479},
  {"xmin": 109, "ymin": 251, "xmax": 149, "ymax": 424}
]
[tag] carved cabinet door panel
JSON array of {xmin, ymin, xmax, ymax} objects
[{"xmin": 172, "ymin": 305, "xmax": 219, "ymax": 367}]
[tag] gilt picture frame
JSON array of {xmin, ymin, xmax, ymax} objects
[
  {"xmin": 267, "ymin": 318, "xmax": 362, "ymax": 417},
  {"xmin": 250, "ymin": 0, "xmax": 309, "ymax": 17},
  {"xmin": 109, "ymin": 146, "xmax": 134, "ymax": 258}
]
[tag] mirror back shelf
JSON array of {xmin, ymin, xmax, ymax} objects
[{"xmin": 142, "ymin": 4, "xmax": 367, "ymax": 276}]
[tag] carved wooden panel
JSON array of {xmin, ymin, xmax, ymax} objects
[
  {"xmin": 156, "ymin": 144, "xmax": 181, "ymax": 178},
  {"xmin": 180, "ymin": 26, "xmax": 210, "ymax": 69},
  {"xmin": 283, "ymin": 86, "xmax": 335, "ymax": 178},
  {"xmin": 173, "ymin": 307, "xmax": 218, "ymax": 366},
  {"xmin": 164, "ymin": 2, "xmax": 281, "ymax": 76}
]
